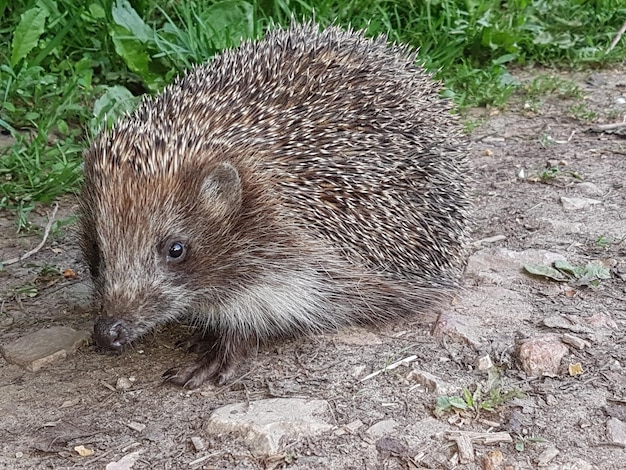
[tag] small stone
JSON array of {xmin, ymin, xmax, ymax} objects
[
  {"xmin": 561, "ymin": 334, "xmax": 591, "ymax": 350},
  {"xmin": 60, "ymin": 398, "xmax": 80, "ymax": 408},
  {"xmin": 126, "ymin": 422, "xmax": 145, "ymax": 432},
  {"xmin": 560, "ymin": 196, "xmax": 601, "ymax": 211},
  {"xmin": 517, "ymin": 335, "xmax": 568, "ymax": 377},
  {"xmin": 205, "ymin": 398, "xmax": 333, "ymax": 454},
  {"xmin": 116, "ymin": 377, "xmax": 133, "ymax": 390},
  {"xmin": 476, "ymin": 354, "xmax": 494, "ymax": 371},
  {"xmin": 407, "ymin": 370, "xmax": 455, "ymax": 395},
  {"xmin": 105, "ymin": 450, "xmax": 143, "ymax": 470},
  {"xmin": 190, "ymin": 436, "xmax": 205, "ymax": 451},
  {"xmin": 480, "ymin": 449, "xmax": 503, "ymax": 470},
  {"xmin": 375, "ymin": 436, "xmax": 407, "ymax": 456},
  {"xmin": 345, "ymin": 419, "xmax": 364, "ymax": 433},
  {"xmin": 366, "ymin": 419, "xmax": 398, "ymax": 438},
  {"xmin": 536, "ymin": 446, "xmax": 560, "ymax": 466},
  {"xmin": 606, "ymin": 417, "xmax": 626, "ymax": 447},
  {"xmin": 0, "ymin": 326, "xmax": 91, "ymax": 372},
  {"xmin": 576, "ymin": 182, "xmax": 602, "ymax": 196},
  {"xmin": 545, "ymin": 394, "xmax": 558, "ymax": 406},
  {"xmin": 543, "ymin": 315, "xmax": 591, "ymax": 334}
]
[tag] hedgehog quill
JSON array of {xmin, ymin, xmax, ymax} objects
[{"xmin": 80, "ymin": 21, "xmax": 471, "ymax": 388}]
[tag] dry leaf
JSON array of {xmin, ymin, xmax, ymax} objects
[
  {"xmin": 74, "ymin": 445, "xmax": 94, "ymax": 457},
  {"xmin": 569, "ymin": 363, "xmax": 584, "ymax": 376}
]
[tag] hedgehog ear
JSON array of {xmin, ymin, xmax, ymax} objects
[{"xmin": 200, "ymin": 162, "xmax": 242, "ymax": 215}]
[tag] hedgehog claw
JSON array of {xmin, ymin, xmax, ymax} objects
[{"xmin": 163, "ymin": 335, "xmax": 248, "ymax": 388}]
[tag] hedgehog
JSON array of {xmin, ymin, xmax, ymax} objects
[{"xmin": 80, "ymin": 21, "xmax": 471, "ymax": 388}]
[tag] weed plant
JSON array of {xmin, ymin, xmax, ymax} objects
[{"xmin": 1, "ymin": 0, "xmax": 625, "ymax": 227}]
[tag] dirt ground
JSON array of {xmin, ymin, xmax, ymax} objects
[{"xmin": 1, "ymin": 68, "xmax": 625, "ymax": 469}]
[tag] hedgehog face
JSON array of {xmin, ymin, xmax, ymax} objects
[{"xmin": 83, "ymin": 159, "xmax": 247, "ymax": 351}]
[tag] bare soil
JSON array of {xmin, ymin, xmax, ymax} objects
[{"xmin": 1, "ymin": 69, "xmax": 625, "ymax": 469}]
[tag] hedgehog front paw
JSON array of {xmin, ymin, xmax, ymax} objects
[{"xmin": 163, "ymin": 335, "xmax": 248, "ymax": 388}]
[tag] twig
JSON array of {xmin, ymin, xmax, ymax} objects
[
  {"xmin": 607, "ymin": 20, "xmax": 626, "ymax": 53},
  {"xmin": 446, "ymin": 430, "xmax": 513, "ymax": 445},
  {"xmin": 360, "ymin": 354, "xmax": 418, "ymax": 382},
  {"xmin": 189, "ymin": 452, "xmax": 220, "ymax": 467},
  {"xmin": 1, "ymin": 203, "xmax": 59, "ymax": 266},
  {"xmin": 591, "ymin": 121, "xmax": 626, "ymax": 133}
]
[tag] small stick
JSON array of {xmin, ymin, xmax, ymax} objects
[
  {"xmin": 360, "ymin": 354, "xmax": 418, "ymax": 382},
  {"xmin": 591, "ymin": 121, "xmax": 626, "ymax": 132},
  {"xmin": 446, "ymin": 430, "xmax": 513, "ymax": 444},
  {"xmin": 188, "ymin": 452, "xmax": 220, "ymax": 466},
  {"xmin": 607, "ymin": 20, "xmax": 626, "ymax": 53},
  {"xmin": 1, "ymin": 203, "xmax": 59, "ymax": 266}
]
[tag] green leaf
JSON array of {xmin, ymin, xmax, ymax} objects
[
  {"xmin": 448, "ymin": 396, "xmax": 469, "ymax": 410},
  {"xmin": 91, "ymin": 85, "xmax": 137, "ymax": 134},
  {"xmin": 202, "ymin": 0, "xmax": 255, "ymax": 50},
  {"xmin": 582, "ymin": 263, "xmax": 611, "ymax": 280},
  {"xmin": 462, "ymin": 388, "xmax": 474, "ymax": 408},
  {"xmin": 89, "ymin": 3, "xmax": 106, "ymax": 19},
  {"xmin": 10, "ymin": 7, "xmax": 50, "ymax": 67},
  {"xmin": 434, "ymin": 396, "xmax": 453, "ymax": 417},
  {"xmin": 112, "ymin": 0, "xmax": 152, "ymax": 43},
  {"xmin": 523, "ymin": 263, "xmax": 569, "ymax": 282},
  {"xmin": 110, "ymin": 24, "xmax": 161, "ymax": 91},
  {"xmin": 553, "ymin": 260, "xmax": 611, "ymax": 281},
  {"xmin": 553, "ymin": 259, "xmax": 584, "ymax": 277}
]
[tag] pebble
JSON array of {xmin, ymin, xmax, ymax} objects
[
  {"xmin": 366, "ymin": 419, "xmax": 398, "ymax": 438},
  {"xmin": 0, "ymin": 326, "xmax": 91, "ymax": 372},
  {"xmin": 536, "ymin": 446, "xmax": 560, "ymax": 466},
  {"xmin": 190, "ymin": 436, "xmax": 205, "ymax": 452},
  {"xmin": 560, "ymin": 196, "xmax": 601, "ymax": 211},
  {"xmin": 606, "ymin": 417, "xmax": 626, "ymax": 447},
  {"xmin": 407, "ymin": 370, "xmax": 455, "ymax": 396},
  {"xmin": 517, "ymin": 335, "xmax": 568, "ymax": 377}
]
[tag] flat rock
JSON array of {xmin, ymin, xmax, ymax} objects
[
  {"xmin": 517, "ymin": 334, "xmax": 569, "ymax": 377},
  {"xmin": 204, "ymin": 398, "xmax": 333, "ymax": 454},
  {"xmin": 545, "ymin": 458, "xmax": 597, "ymax": 470},
  {"xmin": 606, "ymin": 417, "xmax": 626, "ymax": 447},
  {"xmin": 560, "ymin": 196, "xmax": 601, "ymax": 211},
  {"xmin": 466, "ymin": 247, "xmax": 565, "ymax": 286},
  {"xmin": 576, "ymin": 182, "xmax": 603, "ymax": 196},
  {"xmin": 433, "ymin": 311, "xmax": 483, "ymax": 348},
  {"xmin": 454, "ymin": 284, "xmax": 533, "ymax": 323},
  {"xmin": 366, "ymin": 419, "xmax": 398, "ymax": 438},
  {"xmin": 0, "ymin": 326, "xmax": 91, "ymax": 372}
]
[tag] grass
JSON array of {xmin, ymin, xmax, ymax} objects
[{"xmin": 1, "ymin": 0, "xmax": 626, "ymax": 228}]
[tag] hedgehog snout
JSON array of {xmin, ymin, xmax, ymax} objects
[{"xmin": 93, "ymin": 318, "xmax": 129, "ymax": 350}]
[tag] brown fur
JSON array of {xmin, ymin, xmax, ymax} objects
[{"xmin": 80, "ymin": 21, "xmax": 471, "ymax": 388}]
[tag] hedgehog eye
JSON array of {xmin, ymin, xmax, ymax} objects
[{"xmin": 167, "ymin": 241, "xmax": 186, "ymax": 262}]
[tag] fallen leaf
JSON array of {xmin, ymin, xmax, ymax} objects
[
  {"xmin": 523, "ymin": 264, "xmax": 568, "ymax": 282},
  {"xmin": 74, "ymin": 445, "xmax": 94, "ymax": 457},
  {"xmin": 569, "ymin": 363, "xmax": 584, "ymax": 376}
]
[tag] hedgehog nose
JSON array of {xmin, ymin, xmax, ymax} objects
[{"xmin": 93, "ymin": 318, "xmax": 128, "ymax": 349}]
